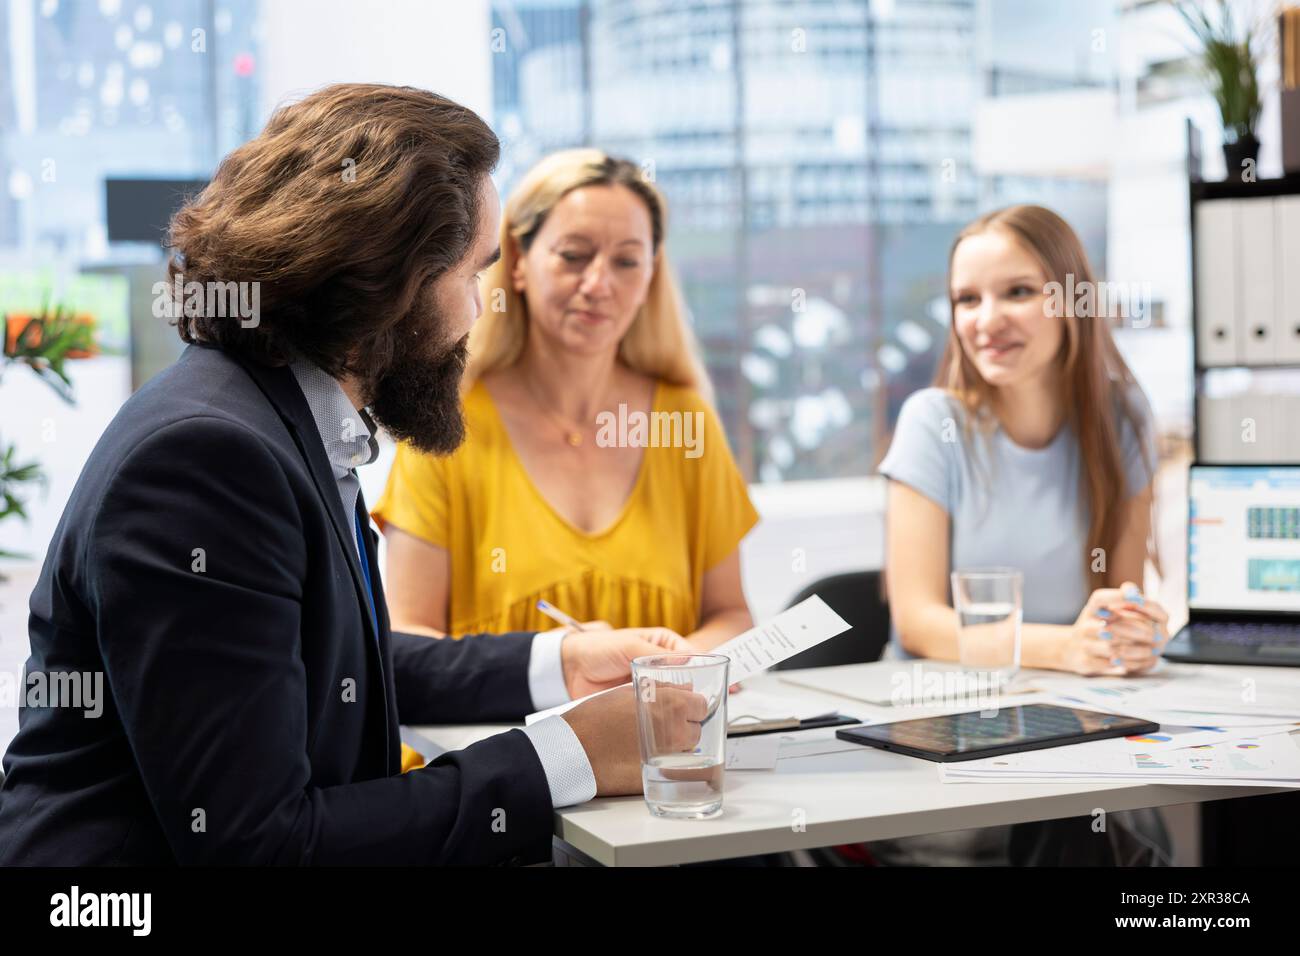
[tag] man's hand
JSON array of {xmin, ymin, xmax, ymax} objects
[
  {"xmin": 560, "ymin": 683, "xmax": 707, "ymax": 795},
  {"xmin": 559, "ymin": 624, "xmax": 691, "ymax": 700}
]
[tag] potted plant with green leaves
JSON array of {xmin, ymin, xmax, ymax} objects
[
  {"xmin": 1173, "ymin": 0, "xmax": 1265, "ymax": 181},
  {"xmin": 0, "ymin": 301, "xmax": 98, "ymax": 579}
]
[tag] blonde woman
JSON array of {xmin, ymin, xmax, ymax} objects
[{"xmin": 373, "ymin": 149, "xmax": 757, "ymax": 649}]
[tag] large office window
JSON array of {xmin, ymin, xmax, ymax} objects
[
  {"xmin": 1, "ymin": 0, "xmax": 259, "ymax": 258},
  {"xmin": 3, "ymin": 0, "xmax": 1239, "ymax": 482},
  {"xmin": 488, "ymin": 0, "xmax": 1205, "ymax": 482}
]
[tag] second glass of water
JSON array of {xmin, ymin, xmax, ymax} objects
[
  {"xmin": 630, "ymin": 654, "xmax": 728, "ymax": 819},
  {"xmin": 951, "ymin": 568, "xmax": 1023, "ymax": 690}
]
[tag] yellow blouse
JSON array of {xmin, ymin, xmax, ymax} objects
[{"xmin": 372, "ymin": 378, "xmax": 759, "ymax": 637}]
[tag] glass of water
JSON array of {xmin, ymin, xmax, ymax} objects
[
  {"xmin": 951, "ymin": 568, "xmax": 1023, "ymax": 690},
  {"xmin": 630, "ymin": 654, "xmax": 729, "ymax": 820}
]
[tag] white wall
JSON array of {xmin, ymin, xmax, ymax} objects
[
  {"xmin": 973, "ymin": 89, "xmax": 1116, "ymax": 179},
  {"xmin": 257, "ymin": 0, "xmax": 492, "ymax": 123},
  {"xmin": 0, "ymin": 357, "xmax": 132, "ymax": 560}
]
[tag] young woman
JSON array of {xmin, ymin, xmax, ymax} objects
[
  {"xmin": 883, "ymin": 204, "xmax": 1169, "ymax": 675},
  {"xmin": 373, "ymin": 149, "xmax": 757, "ymax": 649},
  {"xmin": 874, "ymin": 204, "xmax": 1172, "ymax": 865}
]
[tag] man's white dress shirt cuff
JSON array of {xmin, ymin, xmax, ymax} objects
[
  {"xmin": 522, "ymin": 628, "xmax": 598, "ymax": 807},
  {"xmin": 527, "ymin": 627, "xmax": 571, "ymax": 710}
]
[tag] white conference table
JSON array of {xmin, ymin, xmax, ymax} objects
[{"xmin": 410, "ymin": 660, "xmax": 1297, "ymax": 867}]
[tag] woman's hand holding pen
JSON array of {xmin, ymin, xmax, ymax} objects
[{"xmin": 1063, "ymin": 581, "xmax": 1170, "ymax": 676}]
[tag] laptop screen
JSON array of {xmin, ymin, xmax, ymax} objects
[{"xmin": 1188, "ymin": 466, "xmax": 1300, "ymax": 614}]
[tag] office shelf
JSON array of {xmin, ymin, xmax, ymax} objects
[{"xmin": 1186, "ymin": 121, "xmax": 1300, "ymax": 465}]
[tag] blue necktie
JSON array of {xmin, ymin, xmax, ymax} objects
[{"xmin": 354, "ymin": 510, "xmax": 379, "ymax": 634}]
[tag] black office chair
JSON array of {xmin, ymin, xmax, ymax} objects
[
  {"xmin": 768, "ymin": 570, "xmax": 891, "ymax": 867},
  {"xmin": 774, "ymin": 569, "xmax": 890, "ymax": 670}
]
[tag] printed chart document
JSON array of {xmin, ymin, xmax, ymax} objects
[
  {"xmin": 940, "ymin": 729, "xmax": 1300, "ymax": 787},
  {"xmin": 1034, "ymin": 671, "xmax": 1300, "ymax": 728},
  {"xmin": 525, "ymin": 595, "xmax": 851, "ymax": 725}
]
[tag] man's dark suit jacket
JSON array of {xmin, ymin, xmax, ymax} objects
[{"xmin": 0, "ymin": 344, "xmax": 556, "ymax": 865}]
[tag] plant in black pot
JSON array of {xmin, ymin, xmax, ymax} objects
[{"xmin": 1174, "ymin": 0, "xmax": 1265, "ymax": 182}]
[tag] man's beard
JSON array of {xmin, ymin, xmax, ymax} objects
[{"xmin": 366, "ymin": 329, "xmax": 469, "ymax": 456}]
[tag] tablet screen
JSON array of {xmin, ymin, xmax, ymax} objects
[{"xmin": 836, "ymin": 704, "xmax": 1157, "ymax": 762}]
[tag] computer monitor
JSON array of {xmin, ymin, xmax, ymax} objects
[
  {"xmin": 1188, "ymin": 465, "xmax": 1300, "ymax": 614},
  {"xmin": 104, "ymin": 178, "xmax": 208, "ymax": 244}
]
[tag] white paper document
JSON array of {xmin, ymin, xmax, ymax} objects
[
  {"xmin": 724, "ymin": 686, "xmax": 841, "ymax": 723},
  {"xmin": 709, "ymin": 595, "xmax": 851, "ymax": 682},
  {"xmin": 725, "ymin": 735, "xmax": 781, "ymax": 770},
  {"xmin": 725, "ymin": 727, "xmax": 870, "ymax": 772},
  {"xmin": 940, "ymin": 729, "xmax": 1300, "ymax": 787},
  {"xmin": 525, "ymin": 595, "xmax": 851, "ymax": 725},
  {"xmin": 1035, "ymin": 670, "xmax": 1300, "ymax": 728}
]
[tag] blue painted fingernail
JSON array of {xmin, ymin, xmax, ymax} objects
[
  {"xmin": 1124, "ymin": 587, "xmax": 1144, "ymax": 605},
  {"xmin": 1096, "ymin": 608, "xmax": 1112, "ymax": 619},
  {"xmin": 1112, "ymin": 657, "xmax": 1123, "ymax": 666},
  {"xmin": 1100, "ymin": 630, "xmax": 1112, "ymax": 641}
]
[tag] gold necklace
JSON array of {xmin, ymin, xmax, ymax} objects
[{"xmin": 522, "ymin": 371, "xmax": 587, "ymax": 448}]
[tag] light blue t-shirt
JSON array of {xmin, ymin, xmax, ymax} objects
[{"xmin": 878, "ymin": 386, "xmax": 1156, "ymax": 657}]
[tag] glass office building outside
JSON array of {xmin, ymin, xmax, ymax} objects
[
  {"xmin": 2, "ymin": 0, "xmax": 1190, "ymax": 483},
  {"xmin": 0, "ymin": 0, "xmax": 259, "ymax": 259},
  {"xmin": 490, "ymin": 0, "xmax": 1115, "ymax": 481}
]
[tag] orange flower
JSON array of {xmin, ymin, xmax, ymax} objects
[
  {"xmin": 3, "ymin": 310, "xmax": 98, "ymax": 360},
  {"xmin": 66, "ymin": 313, "xmax": 99, "ymax": 359},
  {"xmin": 3, "ymin": 313, "xmax": 36, "ymax": 356}
]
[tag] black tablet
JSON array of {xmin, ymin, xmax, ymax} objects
[{"xmin": 834, "ymin": 703, "xmax": 1159, "ymax": 763}]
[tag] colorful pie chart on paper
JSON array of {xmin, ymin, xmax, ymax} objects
[
  {"xmin": 1236, "ymin": 743, "xmax": 1260, "ymax": 749},
  {"xmin": 1126, "ymin": 733, "xmax": 1172, "ymax": 743}
]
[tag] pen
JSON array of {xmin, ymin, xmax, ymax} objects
[{"xmin": 536, "ymin": 599, "xmax": 586, "ymax": 632}]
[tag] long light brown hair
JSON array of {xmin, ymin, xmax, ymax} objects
[
  {"xmin": 464, "ymin": 147, "xmax": 712, "ymax": 400},
  {"xmin": 934, "ymin": 204, "xmax": 1154, "ymax": 590}
]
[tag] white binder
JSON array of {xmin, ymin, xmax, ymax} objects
[
  {"xmin": 1279, "ymin": 196, "xmax": 1300, "ymax": 365},
  {"xmin": 1196, "ymin": 393, "xmax": 1238, "ymax": 462},
  {"xmin": 1237, "ymin": 198, "xmax": 1278, "ymax": 366},
  {"xmin": 1243, "ymin": 393, "xmax": 1278, "ymax": 462},
  {"xmin": 1278, "ymin": 394, "xmax": 1300, "ymax": 462},
  {"xmin": 1194, "ymin": 201, "xmax": 1238, "ymax": 366}
]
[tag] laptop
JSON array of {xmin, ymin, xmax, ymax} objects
[{"xmin": 1164, "ymin": 465, "xmax": 1300, "ymax": 666}]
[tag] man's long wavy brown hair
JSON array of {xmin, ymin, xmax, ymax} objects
[
  {"xmin": 934, "ymin": 205, "xmax": 1156, "ymax": 591},
  {"xmin": 166, "ymin": 83, "xmax": 499, "ymax": 378}
]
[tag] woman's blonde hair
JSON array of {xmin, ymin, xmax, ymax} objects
[
  {"xmin": 464, "ymin": 147, "xmax": 713, "ymax": 401},
  {"xmin": 934, "ymin": 204, "xmax": 1156, "ymax": 591}
]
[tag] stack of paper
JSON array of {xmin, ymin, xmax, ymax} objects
[
  {"xmin": 932, "ymin": 667, "xmax": 1300, "ymax": 787},
  {"xmin": 941, "ymin": 728, "xmax": 1300, "ymax": 787},
  {"xmin": 1033, "ymin": 670, "xmax": 1300, "ymax": 731}
]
